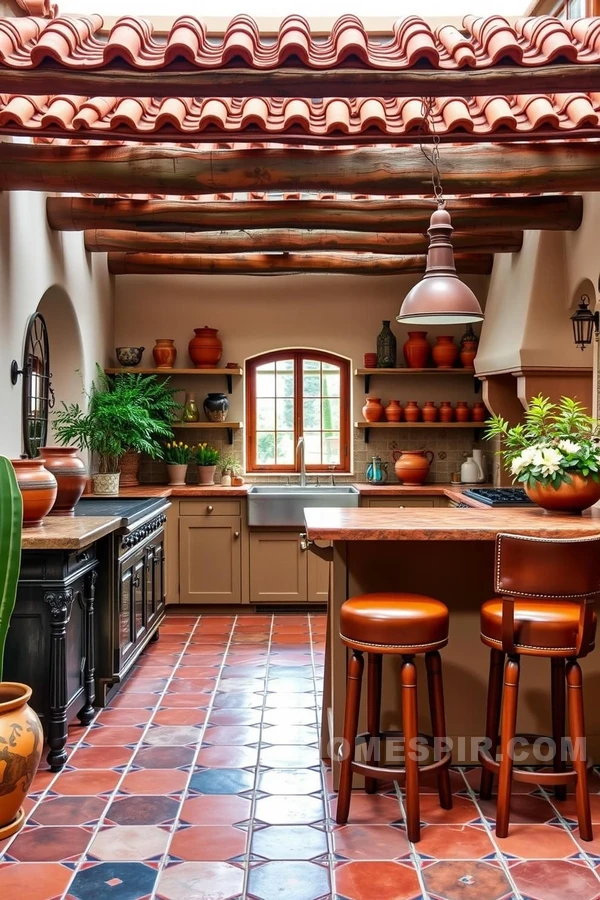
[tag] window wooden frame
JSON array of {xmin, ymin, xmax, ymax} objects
[{"xmin": 246, "ymin": 349, "xmax": 351, "ymax": 473}]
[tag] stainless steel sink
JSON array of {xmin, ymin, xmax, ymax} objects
[{"xmin": 247, "ymin": 484, "xmax": 359, "ymax": 527}]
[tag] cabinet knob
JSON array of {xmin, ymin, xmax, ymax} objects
[
  {"xmin": 233, "ymin": 531, "xmax": 240, "ymax": 539},
  {"xmin": 207, "ymin": 505, "xmax": 214, "ymax": 513},
  {"xmin": 299, "ymin": 532, "xmax": 310, "ymax": 551}
]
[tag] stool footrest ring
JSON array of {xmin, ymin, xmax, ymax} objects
[
  {"xmin": 346, "ymin": 729, "xmax": 451, "ymax": 784},
  {"xmin": 478, "ymin": 733, "xmax": 592, "ymax": 787}
]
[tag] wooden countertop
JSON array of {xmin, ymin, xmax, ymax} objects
[
  {"xmin": 21, "ymin": 516, "xmax": 122, "ymax": 550},
  {"xmin": 304, "ymin": 506, "xmax": 600, "ymax": 541}
]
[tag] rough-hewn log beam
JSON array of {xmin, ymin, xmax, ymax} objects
[
  {"xmin": 0, "ymin": 62, "xmax": 598, "ymax": 100},
  {"xmin": 107, "ymin": 251, "xmax": 493, "ymax": 276},
  {"xmin": 2, "ymin": 142, "xmax": 598, "ymax": 195},
  {"xmin": 86, "ymin": 228, "xmax": 522, "ymax": 255},
  {"xmin": 48, "ymin": 196, "xmax": 583, "ymax": 234}
]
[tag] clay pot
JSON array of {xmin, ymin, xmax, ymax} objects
[
  {"xmin": 153, "ymin": 339, "xmax": 177, "ymax": 369},
  {"xmin": 119, "ymin": 450, "xmax": 141, "ymax": 487},
  {"xmin": 460, "ymin": 340, "xmax": 478, "ymax": 369},
  {"xmin": 93, "ymin": 473, "xmax": 120, "ymax": 495},
  {"xmin": 11, "ymin": 458, "xmax": 57, "ymax": 527},
  {"xmin": 439, "ymin": 402, "xmax": 455, "ymax": 423},
  {"xmin": 232, "ymin": 475, "xmax": 245, "ymax": 486},
  {"xmin": 362, "ymin": 397, "xmax": 384, "ymax": 423},
  {"xmin": 472, "ymin": 401, "xmax": 487, "ymax": 423},
  {"xmin": 0, "ymin": 683, "xmax": 43, "ymax": 840},
  {"xmin": 198, "ymin": 465, "xmax": 217, "ymax": 485},
  {"xmin": 392, "ymin": 449, "xmax": 434, "ymax": 485},
  {"xmin": 525, "ymin": 474, "xmax": 600, "ymax": 513},
  {"xmin": 203, "ymin": 392, "xmax": 230, "ymax": 423},
  {"xmin": 363, "ymin": 353, "xmax": 378, "ymax": 368},
  {"xmin": 422, "ymin": 401, "xmax": 438, "ymax": 423},
  {"xmin": 384, "ymin": 400, "xmax": 403, "ymax": 423},
  {"xmin": 432, "ymin": 335, "xmax": 459, "ymax": 369},
  {"xmin": 403, "ymin": 401, "xmax": 421, "ymax": 423},
  {"xmin": 189, "ymin": 327, "xmax": 223, "ymax": 369},
  {"xmin": 455, "ymin": 401, "xmax": 471, "ymax": 422},
  {"xmin": 38, "ymin": 447, "xmax": 86, "ymax": 516},
  {"xmin": 167, "ymin": 463, "xmax": 188, "ymax": 486},
  {"xmin": 403, "ymin": 331, "xmax": 430, "ymax": 369}
]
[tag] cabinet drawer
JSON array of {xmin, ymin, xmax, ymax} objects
[
  {"xmin": 180, "ymin": 500, "xmax": 242, "ymax": 517},
  {"xmin": 366, "ymin": 497, "xmax": 436, "ymax": 508}
]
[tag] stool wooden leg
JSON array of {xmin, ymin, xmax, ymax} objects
[
  {"xmin": 480, "ymin": 648, "xmax": 505, "ymax": 801},
  {"xmin": 551, "ymin": 658, "xmax": 567, "ymax": 802},
  {"xmin": 496, "ymin": 655, "xmax": 520, "ymax": 839},
  {"xmin": 365, "ymin": 653, "xmax": 382, "ymax": 795},
  {"xmin": 425, "ymin": 650, "xmax": 452, "ymax": 810},
  {"xmin": 566, "ymin": 659, "xmax": 592, "ymax": 842},
  {"xmin": 401, "ymin": 655, "xmax": 420, "ymax": 843},
  {"xmin": 336, "ymin": 650, "xmax": 364, "ymax": 826}
]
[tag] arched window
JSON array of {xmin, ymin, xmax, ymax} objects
[{"xmin": 246, "ymin": 350, "xmax": 350, "ymax": 473}]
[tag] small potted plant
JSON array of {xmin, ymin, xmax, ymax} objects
[
  {"xmin": 163, "ymin": 441, "xmax": 195, "ymax": 486},
  {"xmin": 219, "ymin": 454, "xmax": 241, "ymax": 487},
  {"xmin": 485, "ymin": 395, "xmax": 600, "ymax": 513},
  {"xmin": 0, "ymin": 456, "xmax": 43, "ymax": 839},
  {"xmin": 195, "ymin": 443, "xmax": 221, "ymax": 486}
]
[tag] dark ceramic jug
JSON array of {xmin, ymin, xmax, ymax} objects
[{"xmin": 203, "ymin": 392, "xmax": 230, "ymax": 422}]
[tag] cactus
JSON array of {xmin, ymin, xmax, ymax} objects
[{"xmin": 0, "ymin": 457, "xmax": 23, "ymax": 681}]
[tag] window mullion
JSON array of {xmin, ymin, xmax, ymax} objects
[{"xmin": 294, "ymin": 351, "xmax": 303, "ymax": 473}]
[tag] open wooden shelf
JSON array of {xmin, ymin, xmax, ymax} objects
[
  {"xmin": 355, "ymin": 420, "xmax": 483, "ymax": 443},
  {"xmin": 171, "ymin": 421, "xmax": 242, "ymax": 444},
  {"xmin": 355, "ymin": 367, "xmax": 477, "ymax": 392},
  {"xmin": 105, "ymin": 367, "xmax": 243, "ymax": 392}
]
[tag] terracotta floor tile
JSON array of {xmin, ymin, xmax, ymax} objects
[
  {"xmin": 152, "ymin": 708, "xmax": 208, "ymax": 726},
  {"xmin": 107, "ymin": 692, "xmax": 159, "ymax": 709},
  {"xmin": 50, "ymin": 769, "xmax": 121, "ymax": 796},
  {"xmin": 120, "ymin": 769, "xmax": 189, "ymax": 795},
  {"xmin": 211, "ymin": 692, "xmax": 264, "ymax": 709},
  {"xmin": 494, "ymin": 823, "xmax": 580, "ymax": 859},
  {"xmin": 105, "ymin": 795, "xmax": 181, "ymax": 826},
  {"xmin": 65, "ymin": 746, "xmax": 133, "ymax": 770},
  {"xmin": 123, "ymin": 676, "xmax": 169, "ymax": 692},
  {"xmin": 511, "ymin": 858, "xmax": 600, "ymax": 900},
  {"xmin": 28, "ymin": 770, "xmax": 56, "ymax": 793},
  {"xmin": 8, "ymin": 826, "xmax": 92, "ymax": 862},
  {"xmin": 257, "ymin": 768, "xmax": 322, "ymax": 796},
  {"xmin": 262, "ymin": 708, "xmax": 317, "ymax": 726},
  {"xmin": 333, "ymin": 860, "xmax": 422, "ymax": 900},
  {"xmin": 251, "ymin": 825, "xmax": 328, "ymax": 860},
  {"xmin": 478, "ymin": 792, "xmax": 556, "ymax": 826},
  {"xmin": 142, "ymin": 725, "xmax": 203, "ymax": 746},
  {"xmin": 94, "ymin": 708, "xmax": 154, "ymax": 726},
  {"xmin": 555, "ymin": 792, "xmax": 600, "ymax": 824},
  {"xmin": 207, "ymin": 708, "xmax": 262, "ymax": 726},
  {"xmin": 82, "ymin": 726, "xmax": 145, "ymax": 747},
  {"xmin": 157, "ymin": 694, "xmax": 212, "ymax": 709},
  {"xmin": 164, "ymin": 679, "xmax": 217, "ymax": 693},
  {"xmin": 88, "ymin": 825, "xmax": 170, "ymax": 861},
  {"xmin": 247, "ymin": 860, "xmax": 330, "ymax": 900},
  {"xmin": 170, "ymin": 666, "xmax": 220, "ymax": 678},
  {"xmin": 329, "ymin": 793, "xmax": 402, "ymax": 825},
  {"xmin": 179, "ymin": 795, "xmax": 251, "ymax": 826},
  {"xmin": 422, "ymin": 859, "xmax": 513, "ymax": 900},
  {"xmin": 259, "ymin": 746, "xmax": 321, "ymax": 769},
  {"xmin": 415, "ymin": 824, "xmax": 496, "ymax": 860},
  {"xmin": 418, "ymin": 793, "xmax": 480, "ymax": 825},
  {"xmin": 264, "ymin": 693, "xmax": 317, "ymax": 709},
  {"xmin": 196, "ymin": 744, "xmax": 258, "ymax": 768},
  {"xmin": 216, "ymin": 677, "xmax": 265, "ymax": 692},
  {"xmin": 169, "ymin": 825, "xmax": 247, "ymax": 861},
  {"xmin": 155, "ymin": 861, "xmax": 244, "ymax": 900},
  {"xmin": 0, "ymin": 862, "xmax": 74, "ymax": 899},
  {"xmin": 254, "ymin": 795, "xmax": 325, "ymax": 826},
  {"xmin": 202, "ymin": 725, "xmax": 261, "ymax": 745},
  {"xmin": 29, "ymin": 796, "xmax": 106, "ymax": 827},
  {"xmin": 261, "ymin": 725, "xmax": 318, "ymax": 745},
  {"xmin": 131, "ymin": 746, "xmax": 196, "ymax": 770},
  {"xmin": 333, "ymin": 824, "xmax": 411, "ymax": 861}
]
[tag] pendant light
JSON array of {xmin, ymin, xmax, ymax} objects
[{"xmin": 397, "ymin": 101, "xmax": 484, "ymax": 327}]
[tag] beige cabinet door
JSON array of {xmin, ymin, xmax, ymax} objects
[
  {"xmin": 249, "ymin": 531, "xmax": 308, "ymax": 603},
  {"xmin": 179, "ymin": 517, "xmax": 242, "ymax": 604},
  {"xmin": 307, "ymin": 542, "xmax": 332, "ymax": 604}
]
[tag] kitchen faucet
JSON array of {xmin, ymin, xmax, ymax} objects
[{"xmin": 297, "ymin": 436, "xmax": 306, "ymax": 487}]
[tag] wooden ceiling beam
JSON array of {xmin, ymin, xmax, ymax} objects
[
  {"xmin": 107, "ymin": 251, "xmax": 493, "ymax": 276},
  {"xmin": 85, "ymin": 228, "xmax": 523, "ymax": 255},
  {"xmin": 48, "ymin": 196, "xmax": 583, "ymax": 234}
]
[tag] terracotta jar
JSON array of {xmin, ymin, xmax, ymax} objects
[
  {"xmin": 403, "ymin": 400, "xmax": 421, "ymax": 423},
  {"xmin": 119, "ymin": 450, "xmax": 141, "ymax": 487},
  {"xmin": 11, "ymin": 458, "xmax": 57, "ymax": 527},
  {"xmin": 525, "ymin": 474, "xmax": 600, "ymax": 514},
  {"xmin": 472, "ymin": 401, "xmax": 487, "ymax": 423},
  {"xmin": 421, "ymin": 401, "xmax": 438, "ymax": 423},
  {"xmin": 0, "ymin": 683, "xmax": 43, "ymax": 839},
  {"xmin": 403, "ymin": 331, "xmax": 430, "ymax": 369},
  {"xmin": 455, "ymin": 401, "xmax": 471, "ymax": 422},
  {"xmin": 439, "ymin": 401, "xmax": 454, "ymax": 423},
  {"xmin": 392, "ymin": 449, "xmax": 434, "ymax": 485},
  {"xmin": 39, "ymin": 447, "xmax": 86, "ymax": 516},
  {"xmin": 432, "ymin": 335, "xmax": 458, "ymax": 369},
  {"xmin": 189, "ymin": 327, "xmax": 223, "ymax": 369},
  {"xmin": 363, "ymin": 352, "xmax": 378, "ymax": 368},
  {"xmin": 384, "ymin": 400, "xmax": 403, "ymax": 422},
  {"xmin": 460, "ymin": 340, "xmax": 478, "ymax": 369},
  {"xmin": 362, "ymin": 397, "xmax": 384, "ymax": 423},
  {"xmin": 153, "ymin": 339, "xmax": 177, "ymax": 369}
]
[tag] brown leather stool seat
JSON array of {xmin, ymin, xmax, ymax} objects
[
  {"xmin": 481, "ymin": 598, "xmax": 597, "ymax": 657},
  {"xmin": 341, "ymin": 593, "xmax": 449, "ymax": 653}
]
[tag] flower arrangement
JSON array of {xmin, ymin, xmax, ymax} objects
[
  {"xmin": 195, "ymin": 443, "xmax": 221, "ymax": 467},
  {"xmin": 220, "ymin": 453, "xmax": 242, "ymax": 476},
  {"xmin": 163, "ymin": 441, "xmax": 195, "ymax": 465},
  {"xmin": 485, "ymin": 395, "xmax": 600, "ymax": 490}
]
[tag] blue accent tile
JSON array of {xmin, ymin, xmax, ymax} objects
[
  {"xmin": 68, "ymin": 862, "xmax": 158, "ymax": 900},
  {"xmin": 188, "ymin": 768, "xmax": 255, "ymax": 794}
]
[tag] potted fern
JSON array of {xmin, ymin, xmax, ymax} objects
[
  {"xmin": 0, "ymin": 456, "xmax": 43, "ymax": 839},
  {"xmin": 485, "ymin": 395, "xmax": 600, "ymax": 513},
  {"xmin": 195, "ymin": 443, "xmax": 221, "ymax": 485}
]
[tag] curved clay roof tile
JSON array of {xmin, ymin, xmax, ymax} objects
[
  {"xmin": 516, "ymin": 16, "xmax": 577, "ymax": 64},
  {"xmin": 554, "ymin": 92, "xmax": 599, "ymax": 127},
  {"xmin": 40, "ymin": 94, "xmax": 79, "ymax": 127},
  {"xmin": 356, "ymin": 98, "xmax": 388, "ymax": 131},
  {"xmin": 0, "ymin": 93, "xmax": 40, "ymax": 125},
  {"xmin": 518, "ymin": 94, "xmax": 560, "ymax": 129},
  {"xmin": 437, "ymin": 97, "xmax": 474, "ymax": 133},
  {"xmin": 479, "ymin": 95, "xmax": 517, "ymax": 131},
  {"xmin": 164, "ymin": 16, "xmax": 206, "ymax": 65},
  {"xmin": 104, "ymin": 17, "xmax": 154, "ymax": 66},
  {"xmin": 397, "ymin": 97, "xmax": 425, "ymax": 131},
  {"xmin": 281, "ymin": 98, "xmax": 311, "ymax": 130},
  {"xmin": 198, "ymin": 98, "xmax": 229, "ymax": 129},
  {"xmin": 73, "ymin": 96, "xmax": 117, "ymax": 128},
  {"xmin": 30, "ymin": 15, "xmax": 103, "ymax": 67},
  {"xmin": 323, "ymin": 98, "xmax": 351, "ymax": 133},
  {"xmin": 463, "ymin": 15, "xmax": 522, "ymax": 64},
  {"xmin": 239, "ymin": 96, "xmax": 270, "ymax": 129},
  {"xmin": 110, "ymin": 96, "xmax": 149, "ymax": 129},
  {"xmin": 436, "ymin": 24, "xmax": 477, "ymax": 68},
  {"xmin": 395, "ymin": 17, "xmax": 439, "ymax": 67},
  {"xmin": 153, "ymin": 97, "xmax": 193, "ymax": 130}
]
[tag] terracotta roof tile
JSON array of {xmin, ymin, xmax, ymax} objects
[{"xmin": 1, "ymin": 14, "xmax": 599, "ymax": 73}]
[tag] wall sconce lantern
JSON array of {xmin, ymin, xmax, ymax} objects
[{"xmin": 571, "ymin": 294, "xmax": 599, "ymax": 350}]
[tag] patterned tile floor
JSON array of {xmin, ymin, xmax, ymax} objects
[{"xmin": 1, "ymin": 612, "xmax": 600, "ymax": 900}]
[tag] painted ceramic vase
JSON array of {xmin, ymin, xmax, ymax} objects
[
  {"xmin": 376, "ymin": 321, "xmax": 397, "ymax": 368},
  {"xmin": 472, "ymin": 401, "xmax": 487, "ymax": 422},
  {"xmin": 189, "ymin": 327, "xmax": 223, "ymax": 368},
  {"xmin": 384, "ymin": 400, "xmax": 402, "ymax": 422},
  {"xmin": 167, "ymin": 463, "xmax": 188, "ymax": 486},
  {"xmin": 422, "ymin": 401, "xmax": 438, "ymax": 423},
  {"xmin": 403, "ymin": 400, "xmax": 421, "ymax": 423},
  {"xmin": 119, "ymin": 450, "xmax": 141, "ymax": 487},
  {"xmin": 392, "ymin": 449, "xmax": 434, "ymax": 485},
  {"xmin": 38, "ymin": 447, "xmax": 86, "ymax": 516},
  {"xmin": 204, "ymin": 392, "xmax": 230, "ymax": 423},
  {"xmin": 153, "ymin": 339, "xmax": 177, "ymax": 369},
  {"xmin": 92, "ymin": 473, "xmax": 120, "ymax": 495},
  {"xmin": 460, "ymin": 340, "xmax": 478, "ymax": 369},
  {"xmin": 455, "ymin": 401, "xmax": 471, "ymax": 422},
  {"xmin": 11, "ymin": 458, "xmax": 57, "ymax": 527},
  {"xmin": 0, "ymin": 683, "xmax": 43, "ymax": 840},
  {"xmin": 525, "ymin": 474, "xmax": 600, "ymax": 513},
  {"xmin": 362, "ymin": 398, "xmax": 384, "ymax": 423},
  {"xmin": 439, "ymin": 401, "xmax": 455, "ymax": 423},
  {"xmin": 432, "ymin": 335, "xmax": 458, "ymax": 369},
  {"xmin": 403, "ymin": 331, "xmax": 430, "ymax": 368},
  {"xmin": 115, "ymin": 347, "xmax": 144, "ymax": 367},
  {"xmin": 198, "ymin": 465, "xmax": 217, "ymax": 485}
]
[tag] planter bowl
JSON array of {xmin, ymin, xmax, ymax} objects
[
  {"xmin": 115, "ymin": 346, "xmax": 144, "ymax": 367},
  {"xmin": 525, "ymin": 474, "xmax": 600, "ymax": 513},
  {"xmin": 0, "ymin": 683, "xmax": 43, "ymax": 840},
  {"xmin": 93, "ymin": 473, "xmax": 120, "ymax": 495}
]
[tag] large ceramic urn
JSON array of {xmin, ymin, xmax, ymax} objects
[
  {"xmin": 392, "ymin": 449, "xmax": 434, "ymax": 485},
  {"xmin": 11, "ymin": 458, "xmax": 57, "ymax": 527},
  {"xmin": 39, "ymin": 447, "xmax": 86, "ymax": 516},
  {"xmin": 525, "ymin": 475, "xmax": 600, "ymax": 513},
  {"xmin": 189, "ymin": 327, "xmax": 223, "ymax": 369},
  {"xmin": 0, "ymin": 683, "xmax": 43, "ymax": 839}
]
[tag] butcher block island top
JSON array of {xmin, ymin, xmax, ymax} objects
[{"xmin": 304, "ymin": 505, "xmax": 600, "ymax": 542}]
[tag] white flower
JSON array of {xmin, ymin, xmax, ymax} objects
[
  {"xmin": 510, "ymin": 453, "xmax": 529, "ymax": 476},
  {"xmin": 558, "ymin": 439, "xmax": 581, "ymax": 455},
  {"xmin": 520, "ymin": 446, "xmax": 539, "ymax": 465},
  {"xmin": 533, "ymin": 447, "xmax": 562, "ymax": 477}
]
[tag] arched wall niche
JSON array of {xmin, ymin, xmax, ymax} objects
[{"xmin": 36, "ymin": 285, "xmax": 85, "ymax": 425}]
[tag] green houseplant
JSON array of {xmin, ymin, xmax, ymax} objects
[
  {"xmin": 53, "ymin": 367, "xmax": 178, "ymax": 494},
  {"xmin": 162, "ymin": 441, "xmax": 196, "ymax": 486},
  {"xmin": 485, "ymin": 395, "xmax": 600, "ymax": 512},
  {"xmin": 195, "ymin": 443, "xmax": 221, "ymax": 486},
  {"xmin": 219, "ymin": 453, "xmax": 241, "ymax": 487},
  {"xmin": 0, "ymin": 456, "xmax": 43, "ymax": 839}
]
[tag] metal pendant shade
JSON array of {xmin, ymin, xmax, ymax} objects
[{"xmin": 397, "ymin": 209, "xmax": 485, "ymax": 325}]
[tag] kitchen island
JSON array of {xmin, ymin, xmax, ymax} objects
[{"xmin": 304, "ymin": 505, "xmax": 600, "ymax": 782}]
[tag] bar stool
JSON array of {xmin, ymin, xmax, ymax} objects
[
  {"xmin": 479, "ymin": 532, "xmax": 600, "ymax": 841},
  {"xmin": 336, "ymin": 592, "xmax": 453, "ymax": 842}
]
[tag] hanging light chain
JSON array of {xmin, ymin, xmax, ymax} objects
[{"xmin": 418, "ymin": 97, "xmax": 445, "ymax": 209}]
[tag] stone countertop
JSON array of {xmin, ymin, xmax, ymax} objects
[
  {"xmin": 304, "ymin": 506, "xmax": 600, "ymax": 542},
  {"xmin": 21, "ymin": 516, "xmax": 122, "ymax": 550}
]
